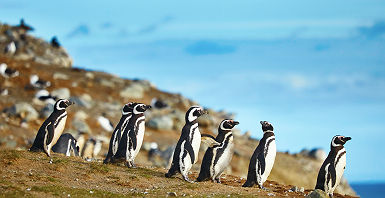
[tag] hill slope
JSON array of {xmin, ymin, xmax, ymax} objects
[{"xmin": 0, "ymin": 150, "xmax": 357, "ymax": 198}]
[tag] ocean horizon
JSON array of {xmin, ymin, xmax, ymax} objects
[{"xmin": 351, "ymin": 182, "xmax": 385, "ymax": 198}]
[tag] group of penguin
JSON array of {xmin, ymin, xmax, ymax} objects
[{"xmin": 28, "ymin": 98, "xmax": 351, "ymax": 198}]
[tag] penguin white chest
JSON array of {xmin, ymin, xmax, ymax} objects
[
  {"xmin": 213, "ymin": 136, "xmax": 234, "ymax": 175},
  {"xmin": 52, "ymin": 116, "xmax": 67, "ymax": 146},
  {"xmin": 334, "ymin": 148, "xmax": 346, "ymax": 189},
  {"xmin": 262, "ymin": 137, "xmax": 276, "ymax": 182},
  {"xmin": 191, "ymin": 123, "xmax": 201, "ymax": 163}
]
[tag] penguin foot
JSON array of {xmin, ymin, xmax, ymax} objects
[
  {"xmin": 242, "ymin": 181, "xmax": 254, "ymax": 187},
  {"xmin": 183, "ymin": 176, "xmax": 195, "ymax": 183},
  {"xmin": 214, "ymin": 178, "xmax": 221, "ymax": 183},
  {"xmin": 125, "ymin": 161, "xmax": 136, "ymax": 168}
]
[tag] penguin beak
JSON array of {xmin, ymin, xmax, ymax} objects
[
  {"xmin": 145, "ymin": 105, "xmax": 152, "ymax": 110},
  {"xmin": 260, "ymin": 121, "xmax": 264, "ymax": 125},
  {"xmin": 66, "ymin": 100, "xmax": 74, "ymax": 106},
  {"xmin": 343, "ymin": 137, "xmax": 352, "ymax": 142},
  {"xmin": 233, "ymin": 121, "xmax": 240, "ymax": 125}
]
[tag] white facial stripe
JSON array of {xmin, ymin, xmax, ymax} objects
[
  {"xmin": 56, "ymin": 100, "xmax": 66, "ymax": 110},
  {"xmin": 220, "ymin": 120, "xmax": 231, "ymax": 130},
  {"xmin": 133, "ymin": 104, "xmax": 145, "ymax": 114},
  {"xmin": 331, "ymin": 136, "xmax": 343, "ymax": 147},
  {"xmin": 188, "ymin": 107, "xmax": 201, "ymax": 122}
]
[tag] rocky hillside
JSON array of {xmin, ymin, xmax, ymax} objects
[{"xmin": 0, "ymin": 21, "xmax": 356, "ymax": 197}]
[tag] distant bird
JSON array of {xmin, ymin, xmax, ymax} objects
[
  {"xmin": 29, "ymin": 99, "xmax": 74, "ymax": 162},
  {"xmin": 52, "ymin": 133, "xmax": 80, "ymax": 157},
  {"xmin": 104, "ymin": 102, "xmax": 134, "ymax": 164},
  {"xmin": 0, "ymin": 63, "xmax": 19, "ymax": 78},
  {"xmin": 165, "ymin": 106, "xmax": 207, "ymax": 182},
  {"xmin": 35, "ymin": 90, "xmax": 57, "ymax": 104},
  {"xmin": 113, "ymin": 103, "xmax": 152, "ymax": 167},
  {"xmin": 4, "ymin": 41, "xmax": 16, "ymax": 55},
  {"xmin": 50, "ymin": 36, "xmax": 61, "ymax": 48},
  {"xmin": 150, "ymin": 98, "xmax": 168, "ymax": 109},
  {"xmin": 30, "ymin": 74, "xmax": 51, "ymax": 89},
  {"xmin": 97, "ymin": 113, "xmax": 114, "ymax": 132},
  {"xmin": 148, "ymin": 142, "xmax": 160, "ymax": 161},
  {"xmin": 315, "ymin": 135, "xmax": 352, "ymax": 198},
  {"xmin": 197, "ymin": 119, "xmax": 239, "ymax": 183},
  {"xmin": 19, "ymin": 18, "xmax": 34, "ymax": 32},
  {"xmin": 243, "ymin": 121, "xmax": 276, "ymax": 189}
]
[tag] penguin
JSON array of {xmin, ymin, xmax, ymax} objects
[
  {"xmin": 315, "ymin": 135, "xmax": 351, "ymax": 198},
  {"xmin": 51, "ymin": 36, "xmax": 61, "ymax": 48},
  {"xmin": 35, "ymin": 90, "xmax": 57, "ymax": 105},
  {"xmin": 30, "ymin": 74, "xmax": 51, "ymax": 89},
  {"xmin": 52, "ymin": 133, "xmax": 80, "ymax": 157},
  {"xmin": 150, "ymin": 98, "xmax": 168, "ymax": 109},
  {"xmin": 104, "ymin": 102, "xmax": 134, "ymax": 164},
  {"xmin": 19, "ymin": 18, "xmax": 34, "ymax": 32},
  {"xmin": 76, "ymin": 132, "xmax": 88, "ymax": 156},
  {"xmin": 0, "ymin": 63, "xmax": 19, "ymax": 78},
  {"xmin": 4, "ymin": 41, "xmax": 16, "ymax": 55},
  {"xmin": 97, "ymin": 113, "xmax": 114, "ymax": 132},
  {"xmin": 243, "ymin": 121, "xmax": 276, "ymax": 189},
  {"xmin": 82, "ymin": 138, "xmax": 96, "ymax": 161},
  {"xmin": 197, "ymin": 119, "xmax": 239, "ymax": 183},
  {"xmin": 113, "ymin": 103, "xmax": 151, "ymax": 167},
  {"xmin": 29, "ymin": 99, "xmax": 74, "ymax": 161},
  {"xmin": 165, "ymin": 106, "xmax": 207, "ymax": 182}
]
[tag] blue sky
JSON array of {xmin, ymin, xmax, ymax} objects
[{"xmin": 1, "ymin": 0, "xmax": 385, "ymax": 183}]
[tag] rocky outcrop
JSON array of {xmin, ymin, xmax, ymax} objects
[{"xmin": 0, "ymin": 22, "xmax": 72, "ymax": 67}]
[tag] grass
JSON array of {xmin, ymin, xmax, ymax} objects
[
  {"xmin": 88, "ymin": 162, "xmax": 110, "ymax": 173},
  {"xmin": 0, "ymin": 150, "xmax": 21, "ymax": 165}
]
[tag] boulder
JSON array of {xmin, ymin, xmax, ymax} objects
[
  {"xmin": 51, "ymin": 88, "xmax": 70, "ymax": 99},
  {"xmin": 147, "ymin": 115, "xmax": 174, "ymax": 131},
  {"xmin": 4, "ymin": 102, "xmax": 39, "ymax": 122},
  {"xmin": 306, "ymin": 189, "xmax": 329, "ymax": 198},
  {"xmin": 53, "ymin": 73, "xmax": 69, "ymax": 80},
  {"xmin": 39, "ymin": 103, "xmax": 54, "ymax": 118},
  {"xmin": 120, "ymin": 83, "xmax": 144, "ymax": 99},
  {"xmin": 309, "ymin": 148, "xmax": 327, "ymax": 161},
  {"xmin": 72, "ymin": 119, "xmax": 91, "ymax": 133}
]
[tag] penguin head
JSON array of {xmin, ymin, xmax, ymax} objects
[
  {"xmin": 331, "ymin": 135, "xmax": 351, "ymax": 147},
  {"xmin": 70, "ymin": 138, "xmax": 80, "ymax": 157},
  {"xmin": 219, "ymin": 119, "xmax": 239, "ymax": 132},
  {"xmin": 122, "ymin": 102, "xmax": 135, "ymax": 115},
  {"xmin": 185, "ymin": 106, "xmax": 207, "ymax": 123},
  {"xmin": 54, "ymin": 99, "xmax": 74, "ymax": 111},
  {"xmin": 132, "ymin": 103, "xmax": 151, "ymax": 115},
  {"xmin": 260, "ymin": 121, "xmax": 274, "ymax": 132}
]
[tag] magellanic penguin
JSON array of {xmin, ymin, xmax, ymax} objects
[
  {"xmin": 104, "ymin": 102, "xmax": 134, "ymax": 164},
  {"xmin": 52, "ymin": 133, "xmax": 80, "ymax": 157},
  {"xmin": 113, "ymin": 103, "xmax": 151, "ymax": 167},
  {"xmin": 243, "ymin": 121, "xmax": 276, "ymax": 189},
  {"xmin": 29, "ymin": 99, "xmax": 74, "ymax": 161},
  {"xmin": 165, "ymin": 106, "xmax": 207, "ymax": 182},
  {"xmin": 197, "ymin": 119, "xmax": 239, "ymax": 183},
  {"xmin": 315, "ymin": 135, "xmax": 351, "ymax": 198},
  {"xmin": 0, "ymin": 63, "xmax": 19, "ymax": 78}
]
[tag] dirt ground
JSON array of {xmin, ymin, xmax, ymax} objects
[{"xmin": 0, "ymin": 150, "xmax": 357, "ymax": 198}]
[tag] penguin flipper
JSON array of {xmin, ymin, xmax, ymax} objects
[
  {"xmin": 328, "ymin": 163, "xmax": 337, "ymax": 187},
  {"xmin": 257, "ymin": 152, "xmax": 266, "ymax": 175},
  {"xmin": 243, "ymin": 154, "xmax": 258, "ymax": 187},
  {"xmin": 184, "ymin": 141, "xmax": 195, "ymax": 164},
  {"xmin": 201, "ymin": 134, "xmax": 220, "ymax": 147},
  {"xmin": 45, "ymin": 122, "xmax": 55, "ymax": 146}
]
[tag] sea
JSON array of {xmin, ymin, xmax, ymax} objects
[{"xmin": 351, "ymin": 183, "xmax": 385, "ymax": 198}]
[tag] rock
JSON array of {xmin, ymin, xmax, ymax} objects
[
  {"xmin": 306, "ymin": 189, "xmax": 329, "ymax": 198},
  {"xmin": 74, "ymin": 111, "xmax": 88, "ymax": 121},
  {"xmin": 53, "ymin": 73, "xmax": 69, "ymax": 80},
  {"xmin": 85, "ymin": 72, "xmax": 94, "ymax": 79},
  {"xmin": 72, "ymin": 119, "xmax": 90, "ymax": 133},
  {"xmin": 3, "ymin": 102, "xmax": 39, "ymax": 122},
  {"xmin": 309, "ymin": 148, "xmax": 327, "ymax": 161},
  {"xmin": 132, "ymin": 79, "xmax": 155, "ymax": 91},
  {"xmin": 70, "ymin": 94, "xmax": 93, "ymax": 109},
  {"xmin": 51, "ymin": 88, "xmax": 70, "ymax": 99},
  {"xmin": 300, "ymin": 187, "xmax": 305, "ymax": 193},
  {"xmin": 167, "ymin": 192, "xmax": 177, "ymax": 197},
  {"xmin": 147, "ymin": 115, "xmax": 174, "ymax": 131},
  {"xmin": 120, "ymin": 83, "xmax": 144, "ymax": 99},
  {"xmin": 290, "ymin": 186, "xmax": 299, "ymax": 192},
  {"xmin": 40, "ymin": 103, "xmax": 54, "ymax": 118},
  {"xmin": 99, "ymin": 79, "xmax": 115, "ymax": 88}
]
